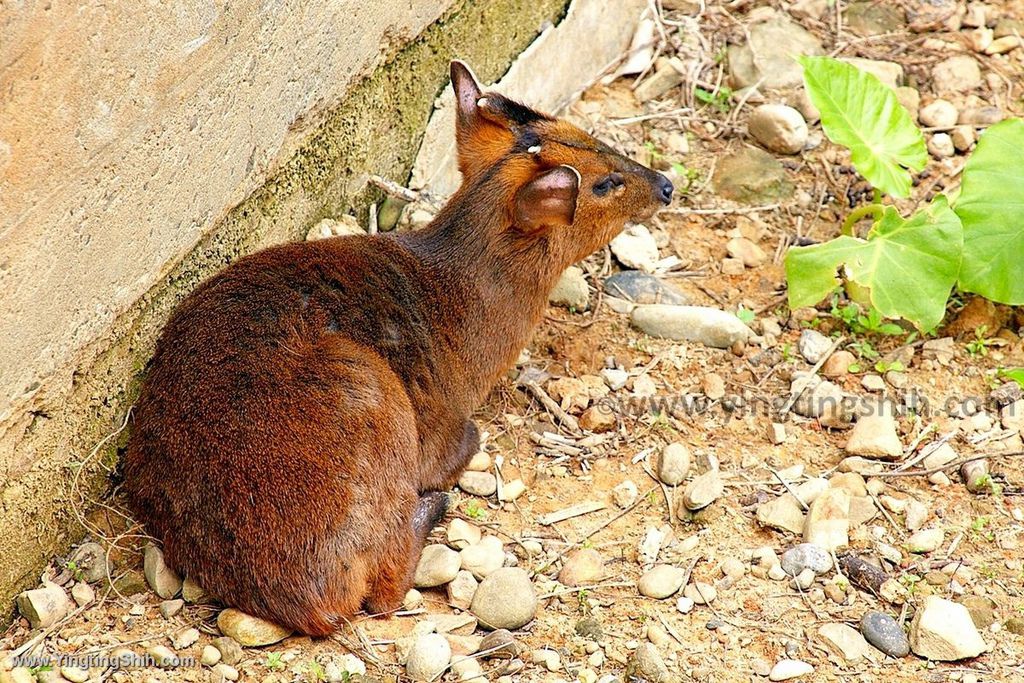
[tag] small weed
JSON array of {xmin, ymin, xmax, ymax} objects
[
  {"xmin": 970, "ymin": 516, "xmax": 995, "ymax": 542},
  {"xmin": 849, "ymin": 340, "xmax": 880, "ymax": 361},
  {"xmin": 736, "ymin": 307, "xmax": 756, "ymax": 325},
  {"xmin": 899, "ymin": 574, "xmax": 922, "ymax": 596},
  {"xmin": 875, "ymin": 359, "xmax": 905, "ymax": 374},
  {"xmin": 265, "ymin": 652, "xmax": 285, "ymax": 671},
  {"xmin": 306, "ymin": 661, "xmax": 327, "ymax": 682},
  {"xmin": 694, "ymin": 85, "xmax": 732, "ymax": 112},
  {"xmin": 63, "ymin": 560, "xmax": 85, "ymax": 582},
  {"xmin": 463, "ymin": 499, "xmax": 487, "ymax": 520},
  {"xmin": 965, "ymin": 326, "xmax": 998, "ymax": 357},
  {"xmin": 831, "ymin": 299, "xmax": 905, "ymax": 336}
]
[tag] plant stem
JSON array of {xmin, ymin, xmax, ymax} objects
[{"xmin": 842, "ymin": 204, "xmax": 885, "ymax": 237}]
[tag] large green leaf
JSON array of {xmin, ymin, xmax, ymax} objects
[
  {"xmin": 999, "ymin": 368, "xmax": 1024, "ymax": 388},
  {"xmin": 800, "ymin": 56, "xmax": 927, "ymax": 198},
  {"xmin": 786, "ymin": 197, "xmax": 963, "ymax": 330},
  {"xmin": 955, "ymin": 118, "xmax": 1024, "ymax": 304}
]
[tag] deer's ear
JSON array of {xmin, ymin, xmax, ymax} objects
[
  {"xmin": 451, "ymin": 60, "xmax": 482, "ymax": 127},
  {"xmin": 450, "ymin": 60, "xmax": 516, "ymax": 179},
  {"xmin": 514, "ymin": 166, "xmax": 580, "ymax": 233}
]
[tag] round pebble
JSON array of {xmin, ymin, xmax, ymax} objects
[
  {"xmin": 471, "ymin": 568, "xmax": 538, "ymax": 630},
  {"xmin": 781, "ymin": 543, "xmax": 833, "ymax": 576},
  {"xmin": 860, "ymin": 610, "xmax": 910, "ymax": 658},
  {"xmin": 637, "ymin": 565, "xmax": 685, "ymax": 599},
  {"xmin": 558, "ymin": 548, "xmax": 605, "ymax": 587},
  {"xmin": 683, "ymin": 581, "xmax": 717, "ymax": 605},
  {"xmin": 459, "ymin": 471, "xmax": 497, "ymax": 497},
  {"xmin": 405, "ymin": 633, "xmax": 452, "ymax": 681},
  {"xmin": 414, "ymin": 544, "xmax": 462, "ymax": 587}
]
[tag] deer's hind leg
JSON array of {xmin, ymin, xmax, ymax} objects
[
  {"xmin": 418, "ymin": 420, "xmax": 480, "ymax": 492},
  {"xmin": 362, "ymin": 491, "xmax": 450, "ymax": 615}
]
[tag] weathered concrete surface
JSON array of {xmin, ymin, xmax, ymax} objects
[
  {"xmin": 412, "ymin": 0, "xmax": 646, "ymax": 195},
  {"xmin": 0, "ymin": 0, "xmax": 570, "ymax": 613}
]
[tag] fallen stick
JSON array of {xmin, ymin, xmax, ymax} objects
[
  {"xmin": 524, "ymin": 381, "xmax": 581, "ymax": 435},
  {"xmin": 873, "ymin": 451, "xmax": 1024, "ymax": 479},
  {"xmin": 537, "ymin": 501, "xmax": 606, "ymax": 526}
]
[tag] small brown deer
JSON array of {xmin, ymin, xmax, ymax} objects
[{"xmin": 124, "ymin": 61, "xmax": 673, "ymax": 635}]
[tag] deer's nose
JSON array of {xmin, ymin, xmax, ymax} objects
[{"xmin": 656, "ymin": 174, "xmax": 674, "ymax": 205}]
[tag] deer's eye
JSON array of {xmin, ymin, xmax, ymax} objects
[{"xmin": 592, "ymin": 173, "xmax": 625, "ymax": 197}]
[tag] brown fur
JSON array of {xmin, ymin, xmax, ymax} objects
[{"xmin": 123, "ymin": 61, "xmax": 672, "ymax": 635}]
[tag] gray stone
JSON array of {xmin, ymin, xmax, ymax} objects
[
  {"xmin": 905, "ymin": 528, "xmax": 944, "ymax": 553},
  {"xmin": 635, "ymin": 57, "xmax": 686, "ymax": 102},
  {"xmin": 959, "ymin": 595, "xmax": 997, "ymax": 628},
  {"xmin": 478, "ymin": 629, "xmax": 520, "ymax": 658},
  {"xmin": 181, "ymin": 576, "xmax": 208, "ymax": 603},
  {"xmin": 414, "ymin": 544, "xmax": 462, "ymax": 587},
  {"xmin": 405, "ymin": 633, "xmax": 451, "ymax": 682},
  {"xmin": 549, "ymin": 266, "xmax": 590, "ymax": 311},
  {"xmin": 681, "ymin": 470, "xmax": 723, "ymax": 511},
  {"xmin": 15, "ymin": 583, "xmax": 72, "ymax": 629},
  {"xmin": 70, "ymin": 581, "xmax": 94, "ymax": 607},
  {"xmin": 460, "ymin": 535, "xmax": 504, "ymax": 579},
  {"xmin": 631, "ymin": 305, "xmax": 750, "ymax": 348},
  {"xmin": 683, "ymin": 581, "xmax": 717, "ymax": 604},
  {"xmin": 932, "ymin": 55, "xmax": 982, "ymax": 94},
  {"xmin": 558, "ymin": 548, "xmax": 605, "ymax": 587},
  {"xmin": 471, "ymin": 568, "xmax": 537, "ymax": 630},
  {"xmin": 845, "ymin": 1, "xmax": 905, "ymax": 35},
  {"xmin": 637, "ymin": 565, "xmax": 685, "ymax": 599},
  {"xmin": 845, "ymin": 414, "xmax": 903, "ymax": 459},
  {"xmin": 171, "ymin": 627, "xmax": 200, "ymax": 649},
  {"xmin": 626, "ymin": 643, "xmax": 669, "ymax": 683},
  {"xmin": 305, "ymin": 216, "xmax": 363, "ymax": 241},
  {"xmin": 920, "ymin": 99, "xmax": 959, "ymax": 128},
  {"xmin": 146, "ymin": 645, "xmax": 179, "ymax": 669},
  {"xmin": 861, "ymin": 610, "xmax": 910, "ymax": 658},
  {"xmin": 211, "ymin": 663, "xmax": 240, "ymax": 681},
  {"xmin": 781, "ymin": 543, "xmax": 833, "ymax": 576},
  {"xmin": 610, "ymin": 224, "xmax": 659, "ymax": 272},
  {"xmin": 447, "ymin": 518, "xmax": 482, "ymax": 550},
  {"xmin": 158, "ymin": 598, "xmax": 185, "ymax": 618},
  {"xmin": 216, "ymin": 608, "xmax": 292, "ymax": 646},
  {"xmin": 769, "ymin": 659, "xmax": 813, "ymax": 681},
  {"xmin": 748, "ymin": 104, "xmax": 808, "ymax": 154},
  {"xmin": 798, "ymin": 329, "xmax": 832, "ymax": 363},
  {"xmin": 68, "ymin": 542, "xmax": 111, "ymax": 583},
  {"xmin": 211, "ymin": 637, "xmax": 243, "ymax": 666},
  {"xmin": 712, "ymin": 146, "xmax": 792, "ymax": 204},
  {"xmin": 458, "ymin": 471, "xmax": 497, "ymax": 497},
  {"xmin": 656, "ymin": 442, "xmax": 691, "ymax": 486},
  {"xmin": 928, "ymin": 133, "xmax": 955, "ymax": 158},
  {"xmin": 803, "ymin": 488, "xmax": 850, "ymax": 551},
  {"xmin": 729, "ymin": 17, "xmax": 823, "ymax": 89},
  {"xmin": 143, "ymin": 544, "xmax": 182, "ymax": 599},
  {"xmin": 910, "ymin": 596, "xmax": 987, "ymax": 660},
  {"xmin": 201, "ymin": 645, "xmax": 221, "ymax": 666},
  {"xmin": 757, "ymin": 495, "xmax": 806, "ymax": 535},
  {"xmin": 603, "ymin": 271, "xmax": 687, "ymax": 305},
  {"xmin": 841, "ymin": 58, "xmax": 903, "ymax": 89},
  {"xmin": 818, "ymin": 622, "xmax": 876, "ymax": 663}
]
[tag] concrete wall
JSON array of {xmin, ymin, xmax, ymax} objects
[{"xmin": 0, "ymin": 0, "xmax": 572, "ymax": 611}]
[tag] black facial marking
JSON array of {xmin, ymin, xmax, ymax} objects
[
  {"xmin": 515, "ymin": 128, "xmax": 543, "ymax": 153},
  {"xmin": 486, "ymin": 95, "xmax": 550, "ymax": 126},
  {"xmin": 592, "ymin": 173, "xmax": 625, "ymax": 197}
]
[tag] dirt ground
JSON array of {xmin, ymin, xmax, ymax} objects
[{"xmin": 3, "ymin": 1, "xmax": 1024, "ymax": 682}]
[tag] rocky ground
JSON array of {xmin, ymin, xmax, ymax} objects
[{"xmin": 4, "ymin": 1, "xmax": 1024, "ymax": 682}]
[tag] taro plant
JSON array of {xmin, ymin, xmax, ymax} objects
[{"xmin": 785, "ymin": 56, "xmax": 1024, "ymax": 331}]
